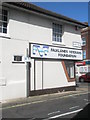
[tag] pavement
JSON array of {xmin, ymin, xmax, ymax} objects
[
  {"xmin": 1, "ymin": 82, "xmax": 90, "ymax": 119},
  {"xmin": 2, "ymin": 82, "xmax": 90, "ymax": 109}
]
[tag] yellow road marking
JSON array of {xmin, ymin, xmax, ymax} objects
[{"xmin": 2, "ymin": 91, "xmax": 90, "ymax": 110}]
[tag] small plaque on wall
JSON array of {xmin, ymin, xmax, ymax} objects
[{"xmin": 73, "ymin": 42, "xmax": 81, "ymax": 48}]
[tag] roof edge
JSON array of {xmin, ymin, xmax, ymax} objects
[{"xmin": 3, "ymin": 2, "xmax": 88, "ymax": 28}]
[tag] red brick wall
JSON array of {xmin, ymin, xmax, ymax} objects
[{"xmin": 81, "ymin": 27, "xmax": 90, "ymax": 60}]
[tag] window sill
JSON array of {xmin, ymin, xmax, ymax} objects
[
  {"xmin": 0, "ymin": 33, "xmax": 11, "ymax": 39},
  {"xmin": 52, "ymin": 41, "xmax": 66, "ymax": 46},
  {"xmin": 12, "ymin": 62, "xmax": 25, "ymax": 64}
]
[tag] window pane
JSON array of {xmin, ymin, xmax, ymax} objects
[
  {"xmin": 3, "ymin": 28, "xmax": 7, "ymax": 33},
  {"xmin": 2, "ymin": 10, "xmax": 8, "ymax": 16},
  {"xmin": 53, "ymin": 23, "xmax": 62, "ymax": 43},
  {"xmin": 65, "ymin": 61, "xmax": 75, "ymax": 79},
  {"xmin": 3, "ymin": 22, "xmax": 7, "ymax": 27},
  {"xmin": 70, "ymin": 66, "xmax": 74, "ymax": 78},
  {"xmin": 0, "ymin": 27, "xmax": 2, "ymax": 32},
  {"xmin": 60, "ymin": 35, "xmax": 62, "ymax": 42},
  {"xmin": 2, "ymin": 15, "xmax": 7, "ymax": 21},
  {"xmin": 66, "ymin": 66, "xmax": 70, "ymax": 77},
  {"xmin": 0, "ymin": 22, "xmax": 2, "ymax": 27},
  {"xmin": 82, "ymin": 37, "xmax": 86, "ymax": 46},
  {"xmin": 54, "ymin": 35, "xmax": 56, "ymax": 41},
  {"xmin": 14, "ymin": 56, "xmax": 22, "ymax": 61},
  {"xmin": 0, "ymin": 9, "xmax": 2, "ymax": 15},
  {"xmin": 83, "ymin": 50, "xmax": 86, "ymax": 59},
  {"xmin": 0, "ymin": 9, "xmax": 8, "ymax": 33},
  {"xmin": 0, "ymin": 14, "xmax": 2, "ymax": 21}
]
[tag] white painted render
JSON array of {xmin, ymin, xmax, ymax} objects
[
  {"xmin": 30, "ymin": 59, "xmax": 75, "ymax": 91},
  {"xmin": 0, "ymin": 5, "xmax": 82, "ymax": 101},
  {"xmin": 0, "ymin": 39, "xmax": 2, "ymax": 80},
  {"xmin": 0, "ymin": 39, "xmax": 2, "ymax": 102},
  {"xmin": 35, "ymin": 60, "xmax": 43, "ymax": 90},
  {"xmin": 43, "ymin": 60, "xmax": 75, "ymax": 89},
  {"xmin": 1, "ymin": 38, "xmax": 28, "ymax": 100},
  {"xmin": 9, "ymin": 8, "xmax": 82, "ymax": 48}
]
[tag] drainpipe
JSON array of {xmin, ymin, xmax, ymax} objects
[{"xmin": 26, "ymin": 48, "xmax": 30, "ymax": 97}]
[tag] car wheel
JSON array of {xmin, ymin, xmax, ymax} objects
[{"xmin": 80, "ymin": 78, "xmax": 84, "ymax": 82}]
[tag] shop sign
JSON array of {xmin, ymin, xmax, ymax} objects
[
  {"xmin": 73, "ymin": 42, "xmax": 81, "ymax": 48},
  {"xmin": 30, "ymin": 43, "xmax": 82, "ymax": 60},
  {"xmin": 76, "ymin": 61, "xmax": 86, "ymax": 66}
]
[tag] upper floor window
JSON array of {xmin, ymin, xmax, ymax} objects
[
  {"xmin": 83, "ymin": 50, "xmax": 86, "ymax": 60},
  {"xmin": 0, "ymin": 9, "xmax": 8, "ymax": 34},
  {"xmin": 52, "ymin": 23, "xmax": 62, "ymax": 43},
  {"xmin": 82, "ymin": 37, "xmax": 86, "ymax": 46}
]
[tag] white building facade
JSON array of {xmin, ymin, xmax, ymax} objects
[{"xmin": 0, "ymin": 2, "xmax": 87, "ymax": 101}]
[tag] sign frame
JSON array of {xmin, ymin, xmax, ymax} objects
[{"xmin": 29, "ymin": 43, "xmax": 83, "ymax": 61}]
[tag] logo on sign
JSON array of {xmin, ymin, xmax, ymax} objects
[{"xmin": 33, "ymin": 45, "xmax": 49, "ymax": 57}]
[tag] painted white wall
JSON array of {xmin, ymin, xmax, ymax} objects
[
  {"xmin": 35, "ymin": 60, "xmax": 43, "ymax": 90},
  {"xmin": 9, "ymin": 7, "xmax": 82, "ymax": 49},
  {"xmin": 9, "ymin": 9, "xmax": 52, "ymax": 45},
  {"xmin": 0, "ymin": 38, "xmax": 2, "ymax": 62},
  {"xmin": 1, "ymin": 38, "xmax": 28, "ymax": 100},
  {"xmin": 63, "ymin": 24, "xmax": 82, "ymax": 49},
  {"xmin": 43, "ymin": 60, "xmax": 75, "ymax": 89},
  {"xmin": 0, "ymin": 5, "xmax": 82, "ymax": 100},
  {"xmin": 0, "ymin": 38, "xmax": 2, "ymax": 102},
  {"xmin": 30, "ymin": 60, "xmax": 75, "ymax": 91},
  {"xmin": 0, "ymin": 38, "xmax": 2, "ymax": 78}
]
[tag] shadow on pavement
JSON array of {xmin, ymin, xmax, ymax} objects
[{"xmin": 71, "ymin": 103, "xmax": 90, "ymax": 119}]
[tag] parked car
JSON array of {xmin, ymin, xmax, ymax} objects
[{"xmin": 79, "ymin": 72, "xmax": 90, "ymax": 82}]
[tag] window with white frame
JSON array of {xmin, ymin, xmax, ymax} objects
[
  {"xmin": 83, "ymin": 50, "xmax": 86, "ymax": 59},
  {"xmin": 82, "ymin": 37, "xmax": 86, "ymax": 46},
  {"xmin": 0, "ymin": 9, "xmax": 8, "ymax": 34},
  {"xmin": 52, "ymin": 23, "xmax": 62, "ymax": 43}
]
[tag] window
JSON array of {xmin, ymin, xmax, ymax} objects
[
  {"xmin": 0, "ymin": 9, "xmax": 8, "ymax": 34},
  {"xmin": 83, "ymin": 50, "xmax": 86, "ymax": 59},
  {"xmin": 12, "ymin": 55, "xmax": 25, "ymax": 63},
  {"xmin": 82, "ymin": 37, "xmax": 86, "ymax": 46},
  {"xmin": 52, "ymin": 23, "xmax": 62, "ymax": 43},
  {"xmin": 14, "ymin": 56, "xmax": 22, "ymax": 62},
  {"xmin": 65, "ymin": 61, "xmax": 75, "ymax": 79}
]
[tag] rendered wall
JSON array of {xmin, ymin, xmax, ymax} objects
[
  {"xmin": 1, "ymin": 6, "xmax": 82, "ymax": 100},
  {"xmin": 1, "ymin": 38, "xmax": 28, "ymax": 100},
  {"xmin": 43, "ymin": 60, "xmax": 75, "ymax": 89},
  {"xmin": 0, "ymin": 38, "xmax": 2, "ymax": 102},
  {"xmin": 30, "ymin": 60, "xmax": 75, "ymax": 91},
  {"xmin": 9, "ymin": 8, "xmax": 82, "ymax": 49}
]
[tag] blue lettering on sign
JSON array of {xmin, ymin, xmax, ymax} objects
[{"xmin": 33, "ymin": 45, "xmax": 49, "ymax": 57}]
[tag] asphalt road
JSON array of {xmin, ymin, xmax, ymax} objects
[{"xmin": 2, "ymin": 83, "xmax": 90, "ymax": 119}]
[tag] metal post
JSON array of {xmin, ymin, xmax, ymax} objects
[{"xmin": 26, "ymin": 48, "xmax": 30, "ymax": 97}]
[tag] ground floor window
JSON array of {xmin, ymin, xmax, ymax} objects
[{"xmin": 65, "ymin": 61, "xmax": 75, "ymax": 78}]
